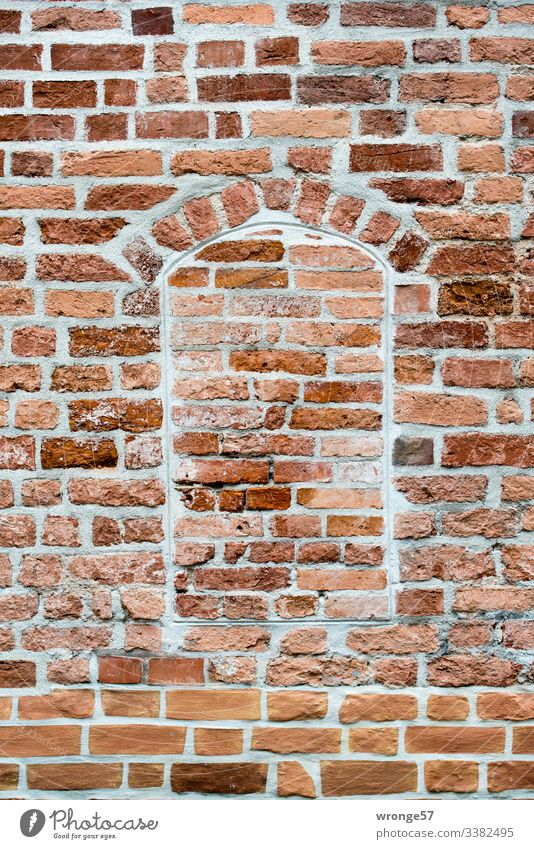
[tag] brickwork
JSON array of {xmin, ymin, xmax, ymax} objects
[
  {"xmin": 168, "ymin": 222, "xmax": 392, "ymax": 623},
  {"xmin": 0, "ymin": 0, "xmax": 534, "ymax": 798}
]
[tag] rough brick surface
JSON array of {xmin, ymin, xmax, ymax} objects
[{"xmin": 0, "ymin": 0, "xmax": 532, "ymax": 801}]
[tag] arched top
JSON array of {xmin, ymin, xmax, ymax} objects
[
  {"xmin": 165, "ymin": 212, "xmax": 392, "ymax": 276},
  {"xmin": 150, "ymin": 176, "xmax": 429, "ymax": 279}
]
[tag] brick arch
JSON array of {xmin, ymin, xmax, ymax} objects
[
  {"xmin": 159, "ymin": 201, "xmax": 398, "ymax": 624},
  {"xmin": 147, "ymin": 176, "xmax": 429, "ymax": 277}
]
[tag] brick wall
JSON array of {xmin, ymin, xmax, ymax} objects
[{"xmin": 1, "ymin": 0, "xmax": 534, "ymax": 798}]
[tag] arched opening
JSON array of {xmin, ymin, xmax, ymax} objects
[{"xmin": 162, "ymin": 215, "xmax": 394, "ymax": 622}]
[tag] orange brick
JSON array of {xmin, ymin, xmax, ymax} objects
[
  {"xmin": 90, "ymin": 725, "xmax": 185, "ymax": 755},
  {"xmin": 167, "ymin": 689, "xmax": 261, "ymax": 720},
  {"xmin": 321, "ymin": 761, "xmax": 417, "ymax": 796},
  {"xmin": 252, "ymin": 727, "xmax": 341, "ymax": 753},
  {"xmin": 195, "ymin": 728, "xmax": 243, "ymax": 755},
  {"xmin": 27, "ymin": 762, "xmax": 122, "ymax": 790},
  {"xmin": 101, "ymin": 690, "xmax": 160, "ymax": 717},
  {"xmin": 405, "ymin": 726, "xmax": 504, "ymax": 754},
  {"xmin": 0, "ymin": 725, "xmax": 80, "ymax": 757}
]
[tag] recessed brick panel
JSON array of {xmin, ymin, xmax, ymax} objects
[
  {"xmin": 168, "ymin": 223, "xmax": 390, "ymax": 624},
  {"xmin": 0, "ymin": 0, "xmax": 531, "ymax": 800}
]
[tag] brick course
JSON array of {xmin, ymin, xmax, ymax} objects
[{"xmin": 0, "ymin": 0, "xmax": 533, "ymax": 799}]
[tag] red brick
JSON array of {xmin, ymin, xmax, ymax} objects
[
  {"xmin": 471, "ymin": 37, "xmax": 534, "ymax": 65},
  {"xmin": 197, "ymin": 40, "xmax": 244, "ymax": 67},
  {"xmin": 171, "ymin": 762, "xmax": 267, "ymax": 795},
  {"xmin": 414, "ymin": 39, "xmax": 461, "ymax": 63},
  {"xmin": 148, "ymin": 658, "xmax": 204, "ymax": 685},
  {"xmin": 351, "ymin": 143, "xmax": 442, "ymax": 172},
  {"xmin": 27, "ymin": 763, "xmax": 121, "ymax": 791},
  {"xmin": 371, "ymin": 177, "xmax": 464, "ymax": 204},
  {"xmin": 198, "ymin": 74, "xmax": 291, "ymax": 101},
  {"xmin": 216, "ymin": 112, "xmax": 243, "ymax": 138},
  {"xmin": 52, "ymin": 44, "xmax": 143, "ymax": 71},
  {"xmin": 129, "ymin": 763, "xmax": 164, "ymax": 788},
  {"xmin": 256, "ymin": 37, "xmax": 299, "ymax": 65},
  {"xmin": 289, "ymin": 4, "xmax": 328, "ymax": 25},
  {"xmin": 132, "ymin": 7, "xmax": 173, "ymax": 35},
  {"xmin": 401, "ymin": 72, "xmax": 498, "ymax": 104},
  {"xmin": 195, "ymin": 728, "xmax": 243, "ymax": 756},
  {"xmin": 0, "ymin": 117, "xmax": 74, "ymax": 143},
  {"xmin": 85, "ymin": 184, "xmax": 175, "ymax": 210},
  {"xmin": 447, "ymin": 6, "xmax": 489, "ymax": 28},
  {"xmin": 98, "ymin": 657, "xmax": 142, "ymax": 684},
  {"xmin": 0, "ymin": 217, "xmax": 24, "ymax": 244},
  {"xmin": 86, "ymin": 114, "xmax": 127, "ymax": 142},
  {"xmin": 396, "ymin": 320, "xmax": 487, "ymax": 349},
  {"xmin": 298, "ymin": 75, "xmax": 389, "ymax": 104},
  {"xmin": 0, "ymin": 44, "xmax": 41, "ymax": 69},
  {"xmin": 136, "ymin": 110, "xmax": 209, "ymax": 140},
  {"xmin": 443, "ymin": 434, "xmax": 534, "ymax": 468},
  {"xmin": 105, "ymin": 79, "xmax": 136, "ymax": 106},
  {"xmin": 22, "ymin": 626, "xmax": 110, "ymax": 651},
  {"xmin": 428, "ymin": 695, "xmax": 469, "ymax": 721},
  {"xmin": 428, "ymin": 656, "xmax": 519, "ymax": 687},
  {"xmin": 348, "ymin": 625, "xmax": 438, "ymax": 654},
  {"xmin": 33, "ymin": 81, "xmax": 96, "ymax": 109},
  {"xmin": 429, "ymin": 244, "xmax": 515, "ymax": 276}
]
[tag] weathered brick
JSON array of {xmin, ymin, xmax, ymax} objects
[
  {"xmin": 489, "ymin": 762, "xmax": 534, "ymax": 792},
  {"xmin": 132, "ymin": 7, "xmax": 173, "ymax": 35},
  {"xmin": 371, "ymin": 178, "xmax": 464, "ymax": 204},
  {"xmin": 0, "ymin": 726, "xmax": 80, "ymax": 757},
  {"xmin": 90, "ymin": 725, "xmax": 184, "ymax": 755},
  {"xmin": 428, "ymin": 656, "xmax": 519, "ymax": 687},
  {"xmin": 52, "ymin": 45, "xmax": 144, "ymax": 71},
  {"xmin": 312, "ymin": 40, "xmax": 405, "ymax": 66},
  {"xmin": 184, "ymin": 4, "xmax": 274, "ymax": 24},
  {"xmin": 425, "ymin": 761, "xmax": 478, "ymax": 793},
  {"xmin": 167, "ymin": 689, "xmax": 261, "ymax": 720},
  {"xmin": 321, "ymin": 761, "xmax": 417, "ymax": 796},
  {"xmin": 251, "ymin": 108, "xmax": 350, "ymax": 137},
  {"xmin": 0, "ymin": 0, "xmax": 530, "ymax": 800},
  {"xmin": 348, "ymin": 625, "xmax": 438, "ymax": 654},
  {"xmin": 171, "ymin": 762, "xmax": 267, "ymax": 795},
  {"xmin": 33, "ymin": 7, "xmax": 120, "ymax": 30},
  {"xmin": 33, "ymin": 81, "xmax": 96, "ymax": 109},
  {"xmin": 172, "ymin": 149, "xmax": 271, "ymax": 175},
  {"xmin": 351, "ymin": 143, "xmax": 442, "ymax": 172},
  {"xmin": 27, "ymin": 763, "xmax": 121, "ymax": 791},
  {"xmin": 340, "ymin": 694, "xmax": 417, "ymax": 722},
  {"xmin": 401, "ymin": 73, "xmax": 498, "ymax": 104},
  {"xmin": 470, "ymin": 38, "xmax": 534, "ymax": 65},
  {"xmin": 199, "ymin": 74, "xmax": 291, "ymax": 101},
  {"xmin": 406, "ymin": 726, "xmax": 504, "ymax": 753}
]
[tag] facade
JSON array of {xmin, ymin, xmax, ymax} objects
[{"xmin": 1, "ymin": 0, "xmax": 534, "ymax": 798}]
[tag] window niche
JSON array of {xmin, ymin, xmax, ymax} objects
[{"xmin": 163, "ymin": 218, "xmax": 393, "ymax": 622}]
